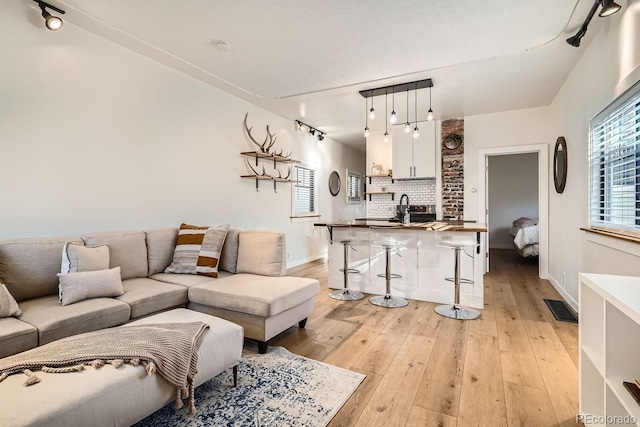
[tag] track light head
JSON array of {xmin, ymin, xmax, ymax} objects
[
  {"xmin": 599, "ymin": 0, "xmax": 621, "ymax": 17},
  {"xmin": 34, "ymin": 1, "xmax": 65, "ymax": 31},
  {"xmin": 318, "ymin": 133, "xmax": 324, "ymax": 142}
]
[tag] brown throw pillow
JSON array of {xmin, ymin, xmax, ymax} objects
[
  {"xmin": 164, "ymin": 223, "xmax": 230, "ymax": 277},
  {"xmin": 0, "ymin": 283, "xmax": 22, "ymax": 318}
]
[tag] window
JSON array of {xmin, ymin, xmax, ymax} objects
[
  {"xmin": 589, "ymin": 81, "xmax": 640, "ymax": 236},
  {"xmin": 346, "ymin": 170, "xmax": 362, "ymax": 204},
  {"xmin": 293, "ymin": 164, "xmax": 317, "ymax": 216}
]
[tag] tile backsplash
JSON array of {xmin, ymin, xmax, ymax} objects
[{"xmin": 366, "ymin": 177, "xmax": 437, "ymax": 218}]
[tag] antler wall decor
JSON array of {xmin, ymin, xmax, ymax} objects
[{"xmin": 243, "ymin": 113, "xmax": 277, "ymax": 154}]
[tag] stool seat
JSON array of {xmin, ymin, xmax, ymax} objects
[
  {"xmin": 328, "ymin": 226, "xmax": 365, "ymax": 301},
  {"xmin": 369, "ymin": 228, "xmax": 410, "ymax": 309}
]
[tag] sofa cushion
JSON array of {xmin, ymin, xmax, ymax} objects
[
  {"xmin": 145, "ymin": 228, "xmax": 178, "ymax": 275},
  {"xmin": 58, "ymin": 267, "xmax": 124, "ymax": 306},
  {"xmin": 0, "ymin": 236, "xmax": 83, "ymax": 302},
  {"xmin": 0, "ymin": 283, "xmax": 22, "ymax": 318},
  {"xmin": 149, "ymin": 271, "xmax": 232, "ymax": 288},
  {"xmin": 116, "ymin": 278, "xmax": 188, "ymax": 319},
  {"xmin": 62, "ymin": 242, "xmax": 110, "ymax": 273},
  {"xmin": 188, "ymin": 274, "xmax": 320, "ymax": 317},
  {"xmin": 0, "ymin": 317, "xmax": 38, "ymax": 358},
  {"xmin": 236, "ymin": 231, "xmax": 286, "ymax": 277},
  {"xmin": 82, "ymin": 230, "xmax": 148, "ymax": 280},
  {"xmin": 18, "ymin": 295, "xmax": 131, "ymax": 345},
  {"xmin": 165, "ymin": 224, "xmax": 229, "ymax": 277},
  {"xmin": 220, "ymin": 228, "xmax": 241, "ymax": 273}
]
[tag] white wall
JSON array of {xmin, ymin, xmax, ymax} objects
[
  {"xmin": 0, "ymin": 1, "xmax": 365, "ymax": 267},
  {"xmin": 548, "ymin": 0, "xmax": 640, "ymax": 306},
  {"xmin": 488, "ymin": 153, "xmax": 539, "ymax": 248}
]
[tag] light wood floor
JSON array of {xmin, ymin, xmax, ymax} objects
[{"xmin": 271, "ymin": 249, "xmax": 581, "ymax": 427}]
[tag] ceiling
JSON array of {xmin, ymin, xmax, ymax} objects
[{"xmin": 45, "ymin": 0, "xmax": 603, "ymax": 151}]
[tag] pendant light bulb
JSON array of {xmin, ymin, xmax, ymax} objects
[
  {"xmin": 390, "ymin": 110, "xmax": 397, "ymax": 124},
  {"xmin": 383, "ymin": 131, "xmax": 389, "ymax": 143},
  {"xmin": 390, "ymin": 89, "xmax": 397, "ymax": 123},
  {"xmin": 427, "ymin": 108, "xmax": 434, "ymax": 121},
  {"xmin": 404, "ymin": 89, "xmax": 411, "ymax": 133},
  {"xmin": 364, "ymin": 127, "xmax": 370, "ymax": 138},
  {"xmin": 369, "ymin": 108, "xmax": 375, "ymax": 120},
  {"xmin": 404, "ymin": 122, "xmax": 411, "ymax": 133},
  {"xmin": 412, "ymin": 126, "xmax": 419, "ymax": 139}
]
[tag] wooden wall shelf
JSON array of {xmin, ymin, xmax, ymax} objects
[
  {"xmin": 364, "ymin": 191, "xmax": 395, "ymax": 201},
  {"xmin": 241, "ymin": 175, "xmax": 298, "ymax": 193},
  {"xmin": 365, "ymin": 174, "xmax": 395, "ymax": 184},
  {"xmin": 241, "ymin": 151, "xmax": 301, "ymax": 167}
]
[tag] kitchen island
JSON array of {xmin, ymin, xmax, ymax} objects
[{"xmin": 314, "ymin": 220, "xmax": 487, "ymax": 309}]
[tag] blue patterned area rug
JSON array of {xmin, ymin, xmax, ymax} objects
[{"xmin": 135, "ymin": 346, "xmax": 365, "ymax": 427}]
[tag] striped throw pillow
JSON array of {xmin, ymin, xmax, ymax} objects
[{"xmin": 164, "ymin": 223, "xmax": 230, "ymax": 277}]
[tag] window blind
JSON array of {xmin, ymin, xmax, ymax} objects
[
  {"xmin": 293, "ymin": 165, "xmax": 315, "ymax": 215},
  {"xmin": 347, "ymin": 172, "xmax": 362, "ymax": 203},
  {"xmin": 589, "ymin": 84, "xmax": 640, "ymax": 234}
]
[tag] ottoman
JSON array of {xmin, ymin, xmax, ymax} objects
[{"xmin": 0, "ymin": 309, "xmax": 243, "ymax": 427}]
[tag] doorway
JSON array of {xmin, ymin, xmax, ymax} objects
[{"xmin": 477, "ymin": 144, "xmax": 549, "ymax": 279}]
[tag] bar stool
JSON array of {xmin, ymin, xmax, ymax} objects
[
  {"xmin": 327, "ymin": 224, "xmax": 364, "ymax": 301},
  {"xmin": 369, "ymin": 226, "xmax": 408, "ymax": 308},
  {"xmin": 434, "ymin": 233, "xmax": 480, "ymax": 320}
]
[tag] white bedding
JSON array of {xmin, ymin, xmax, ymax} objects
[{"xmin": 509, "ymin": 217, "xmax": 539, "ymax": 257}]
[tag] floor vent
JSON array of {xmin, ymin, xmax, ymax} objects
[{"xmin": 543, "ymin": 299, "xmax": 578, "ymax": 323}]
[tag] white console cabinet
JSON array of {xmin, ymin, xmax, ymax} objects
[{"xmin": 579, "ymin": 273, "xmax": 640, "ymax": 426}]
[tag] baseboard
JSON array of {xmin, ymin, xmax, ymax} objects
[
  {"xmin": 489, "ymin": 243, "xmax": 514, "ymax": 250},
  {"xmin": 547, "ymin": 275, "xmax": 578, "ymax": 312},
  {"xmin": 287, "ymin": 252, "xmax": 327, "ymax": 268}
]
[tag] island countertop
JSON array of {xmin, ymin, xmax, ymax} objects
[{"xmin": 313, "ymin": 220, "xmax": 487, "ymax": 232}]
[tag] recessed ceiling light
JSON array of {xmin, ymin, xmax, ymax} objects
[{"xmin": 214, "ymin": 41, "xmax": 231, "ymax": 52}]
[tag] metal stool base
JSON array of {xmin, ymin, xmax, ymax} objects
[
  {"xmin": 329, "ymin": 288, "xmax": 364, "ymax": 301},
  {"xmin": 434, "ymin": 304, "xmax": 481, "ymax": 320},
  {"xmin": 370, "ymin": 294, "xmax": 408, "ymax": 308}
]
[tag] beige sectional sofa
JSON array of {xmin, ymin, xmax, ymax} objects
[{"xmin": 0, "ymin": 227, "xmax": 320, "ymax": 358}]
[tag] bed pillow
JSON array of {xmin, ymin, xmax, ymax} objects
[
  {"xmin": 0, "ymin": 283, "xmax": 22, "ymax": 318},
  {"xmin": 57, "ymin": 267, "xmax": 123, "ymax": 306},
  {"xmin": 61, "ymin": 242, "xmax": 110, "ymax": 274},
  {"xmin": 164, "ymin": 223, "xmax": 230, "ymax": 277}
]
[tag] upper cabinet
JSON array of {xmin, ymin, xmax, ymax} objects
[
  {"xmin": 392, "ymin": 121, "xmax": 436, "ymax": 179},
  {"xmin": 365, "ymin": 131, "xmax": 393, "ymax": 176}
]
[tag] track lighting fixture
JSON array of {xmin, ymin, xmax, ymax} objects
[
  {"xmin": 360, "ymin": 79, "xmax": 433, "ymax": 140},
  {"xmin": 566, "ymin": 0, "xmax": 621, "ymax": 47},
  {"xmin": 295, "ymin": 120, "xmax": 325, "ymax": 141},
  {"xmin": 33, "ymin": 1, "xmax": 65, "ymax": 31},
  {"xmin": 426, "ymin": 86, "xmax": 434, "ymax": 121},
  {"xmin": 599, "ymin": 0, "xmax": 621, "ymax": 17}
]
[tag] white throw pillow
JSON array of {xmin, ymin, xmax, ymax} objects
[
  {"xmin": 57, "ymin": 267, "xmax": 124, "ymax": 306},
  {"xmin": 61, "ymin": 242, "xmax": 110, "ymax": 273},
  {"xmin": 0, "ymin": 283, "xmax": 22, "ymax": 318}
]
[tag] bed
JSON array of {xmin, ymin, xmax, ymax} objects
[{"xmin": 509, "ymin": 217, "xmax": 539, "ymax": 258}]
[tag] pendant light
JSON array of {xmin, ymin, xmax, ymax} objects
[
  {"xmin": 412, "ymin": 85, "xmax": 419, "ymax": 139},
  {"xmin": 404, "ymin": 89, "xmax": 411, "ymax": 133},
  {"xmin": 383, "ymin": 92, "xmax": 389, "ymax": 143},
  {"xmin": 364, "ymin": 95, "xmax": 370, "ymax": 138},
  {"xmin": 390, "ymin": 88, "xmax": 397, "ymax": 124},
  {"xmin": 426, "ymin": 86, "xmax": 434, "ymax": 121},
  {"xmin": 369, "ymin": 91, "xmax": 376, "ymax": 120}
]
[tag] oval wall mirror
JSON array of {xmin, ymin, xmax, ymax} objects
[
  {"xmin": 554, "ymin": 136, "xmax": 567, "ymax": 193},
  {"xmin": 328, "ymin": 171, "xmax": 341, "ymax": 196}
]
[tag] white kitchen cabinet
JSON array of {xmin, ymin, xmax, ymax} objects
[
  {"xmin": 579, "ymin": 273, "xmax": 640, "ymax": 426},
  {"xmin": 392, "ymin": 121, "xmax": 436, "ymax": 179}
]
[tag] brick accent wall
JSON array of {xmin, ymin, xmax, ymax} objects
[{"xmin": 442, "ymin": 119, "xmax": 464, "ymax": 220}]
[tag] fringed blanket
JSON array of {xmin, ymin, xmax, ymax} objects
[{"xmin": 0, "ymin": 322, "xmax": 209, "ymax": 415}]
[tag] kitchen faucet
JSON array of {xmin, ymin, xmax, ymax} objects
[{"xmin": 399, "ymin": 194, "xmax": 410, "ymax": 224}]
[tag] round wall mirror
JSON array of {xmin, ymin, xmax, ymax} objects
[
  {"xmin": 554, "ymin": 136, "xmax": 567, "ymax": 193},
  {"xmin": 328, "ymin": 171, "xmax": 341, "ymax": 196}
]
